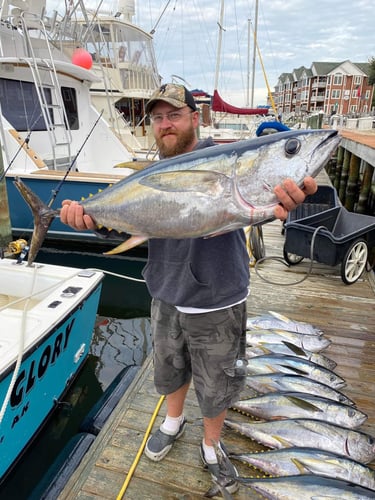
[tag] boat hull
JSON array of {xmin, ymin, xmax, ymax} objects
[{"xmin": 0, "ymin": 260, "xmax": 103, "ymax": 482}]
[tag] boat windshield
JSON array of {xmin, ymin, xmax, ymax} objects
[{"xmin": 84, "ymin": 21, "xmax": 159, "ymax": 90}]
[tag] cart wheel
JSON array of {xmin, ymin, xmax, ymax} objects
[
  {"xmin": 283, "ymin": 244, "xmax": 304, "ymax": 265},
  {"xmin": 247, "ymin": 226, "xmax": 266, "ymax": 261},
  {"xmin": 341, "ymin": 238, "xmax": 368, "ymax": 284}
]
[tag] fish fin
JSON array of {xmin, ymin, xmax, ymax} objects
[
  {"xmin": 286, "ymin": 395, "xmax": 323, "ymax": 412},
  {"xmin": 281, "ymin": 341, "xmax": 306, "ymax": 356},
  {"xmin": 268, "ymin": 310, "xmax": 291, "ymax": 322},
  {"xmin": 13, "ymin": 177, "xmax": 58, "ymax": 265},
  {"xmin": 273, "ymin": 435, "xmax": 293, "ymax": 447},
  {"xmin": 104, "ymin": 235, "xmax": 148, "ymax": 254},
  {"xmin": 280, "ymin": 365, "xmax": 307, "ymax": 376},
  {"xmin": 139, "ymin": 170, "xmax": 230, "ymax": 196},
  {"xmin": 291, "ymin": 457, "xmax": 309, "ymax": 474}
]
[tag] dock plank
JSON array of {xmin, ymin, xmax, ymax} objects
[{"xmin": 59, "ymin": 195, "xmax": 375, "ymax": 499}]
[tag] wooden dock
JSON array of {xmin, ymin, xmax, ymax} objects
[{"xmin": 58, "ymin": 189, "xmax": 375, "ymax": 499}]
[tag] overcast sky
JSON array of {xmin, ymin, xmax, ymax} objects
[{"xmin": 47, "ymin": 1, "xmax": 374, "ymax": 106}]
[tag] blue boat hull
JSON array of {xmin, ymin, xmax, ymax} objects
[{"xmin": 0, "ymin": 284, "xmax": 102, "ymax": 482}]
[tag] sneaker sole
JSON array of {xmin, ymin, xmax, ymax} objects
[{"xmin": 144, "ymin": 420, "xmax": 187, "ymax": 462}]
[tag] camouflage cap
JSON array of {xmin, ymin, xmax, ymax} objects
[{"xmin": 146, "ymin": 83, "xmax": 197, "ymax": 114}]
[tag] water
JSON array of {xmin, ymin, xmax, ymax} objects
[{"xmin": 0, "ymin": 314, "xmax": 152, "ymax": 499}]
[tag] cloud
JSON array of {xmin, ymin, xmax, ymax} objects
[{"xmin": 46, "ymin": 0, "xmax": 374, "ymax": 106}]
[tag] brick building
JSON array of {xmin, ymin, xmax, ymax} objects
[{"xmin": 273, "ymin": 60, "xmax": 374, "ymax": 117}]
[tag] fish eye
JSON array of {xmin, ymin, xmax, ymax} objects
[{"xmin": 285, "ymin": 138, "xmax": 301, "ymax": 157}]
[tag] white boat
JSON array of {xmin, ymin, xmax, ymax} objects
[
  {"xmin": 0, "ymin": 0, "xmax": 159, "ymax": 240},
  {"xmin": 58, "ymin": 0, "xmax": 161, "ymax": 154},
  {"xmin": 0, "ymin": 257, "xmax": 103, "ymax": 482}
]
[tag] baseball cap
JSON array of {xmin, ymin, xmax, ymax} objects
[{"xmin": 146, "ymin": 83, "xmax": 197, "ymax": 114}]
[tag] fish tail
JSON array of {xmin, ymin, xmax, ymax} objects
[{"xmin": 13, "ymin": 177, "xmax": 57, "ymax": 265}]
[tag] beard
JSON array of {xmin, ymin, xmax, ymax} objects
[{"xmin": 155, "ymin": 126, "xmax": 196, "ymax": 158}]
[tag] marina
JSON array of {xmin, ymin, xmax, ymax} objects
[
  {"xmin": 54, "ymin": 174, "xmax": 375, "ymax": 499},
  {"xmin": 0, "ymin": 0, "xmax": 374, "ymax": 496}
]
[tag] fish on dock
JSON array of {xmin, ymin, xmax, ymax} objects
[
  {"xmin": 224, "ymin": 418, "xmax": 375, "ymax": 463},
  {"xmin": 13, "ymin": 128, "xmax": 340, "ymax": 264},
  {"xmin": 229, "ymin": 447, "xmax": 375, "ymax": 490},
  {"xmin": 246, "ymin": 353, "xmax": 346, "ymax": 388},
  {"xmin": 234, "ymin": 474, "xmax": 375, "ymax": 499},
  {"xmin": 246, "ymin": 311, "xmax": 324, "ymax": 335},
  {"xmin": 231, "ymin": 392, "xmax": 367, "ymax": 428},
  {"xmin": 245, "ymin": 341, "xmax": 336, "ymax": 370},
  {"xmin": 246, "ymin": 328, "xmax": 331, "ymax": 352},
  {"xmin": 245, "ymin": 373, "xmax": 355, "ymax": 406}
]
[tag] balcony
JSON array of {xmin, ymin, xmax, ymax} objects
[{"xmin": 311, "ymin": 81, "xmax": 327, "ymax": 89}]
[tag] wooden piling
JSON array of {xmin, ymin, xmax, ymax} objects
[
  {"xmin": 357, "ymin": 161, "xmax": 375, "ymax": 214},
  {"xmin": 0, "ymin": 141, "xmax": 12, "ymax": 248},
  {"xmin": 345, "ymin": 153, "xmax": 361, "ymax": 211}
]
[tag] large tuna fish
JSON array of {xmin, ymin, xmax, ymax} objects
[
  {"xmin": 235, "ymin": 475, "xmax": 375, "ymax": 499},
  {"xmin": 246, "ymin": 353, "xmax": 346, "ymax": 388},
  {"xmin": 246, "ymin": 329, "xmax": 331, "ymax": 352},
  {"xmin": 14, "ymin": 129, "xmax": 340, "ymax": 264},
  {"xmin": 246, "ymin": 311, "xmax": 324, "ymax": 335},
  {"xmin": 223, "ymin": 418, "xmax": 375, "ymax": 463},
  {"xmin": 232, "ymin": 392, "xmax": 367, "ymax": 428},
  {"xmin": 229, "ymin": 447, "xmax": 375, "ymax": 490},
  {"xmin": 245, "ymin": 373, "xmax": 355, "ymax": 406}
]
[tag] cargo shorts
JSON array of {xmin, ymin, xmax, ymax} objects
[{"xmin": 151, "ymin": 298, "xmax": 247, "ymax": 418}]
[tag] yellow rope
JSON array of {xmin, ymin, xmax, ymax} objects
[{"xmin": 116, "ymin": 395, "xmax": 165, "ymax": 499}]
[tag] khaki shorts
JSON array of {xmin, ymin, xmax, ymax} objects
[{"xmin": 151, "ymin": 298, "xmax": 247, "ymax": 418}]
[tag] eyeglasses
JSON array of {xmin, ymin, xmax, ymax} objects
[{"xmin": 149, "ymin": 109, "xmax": 194, "ymax": 124}]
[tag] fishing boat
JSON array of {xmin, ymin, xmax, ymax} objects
[
  {"xmin": 0, "ymin": 257, "xmax": 104, "ymax": 483},
  {"xmin": 1, "ymin": 0, "xmax": 137, "ymax": 236},
  {"xmin": 57, "ymin": 0, "xmax": 161, "ymax": 153},
  {"xmin": 0, "ymin": 0, "xmax": 160, "ymax": 237},
  {"xmin": 0, "ymin": 0, "xmax": 153, "ymax": 316}
]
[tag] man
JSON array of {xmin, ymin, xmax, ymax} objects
[{"xmin": 60, "ymin": 83, "xmax": 317, "ymax": 494}]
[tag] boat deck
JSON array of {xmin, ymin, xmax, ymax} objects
[{"xmin": 58, "ymin": 188, "xmax": 375, "ymax": 499}]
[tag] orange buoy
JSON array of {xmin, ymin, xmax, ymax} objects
[{"xmin": 72, "ymin": 48, "xmax": 93, "ymax": 70}]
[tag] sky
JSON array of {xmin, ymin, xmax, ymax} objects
[{"xmin": 47, "ymin": 0, "xmax": 374, "ymax": 107}]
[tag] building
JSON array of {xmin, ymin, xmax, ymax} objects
[{"xmin": 274, "ymin": 60, "xmax": 374, "ymax": 117}]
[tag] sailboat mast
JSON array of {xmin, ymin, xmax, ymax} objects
[
  {"xmin": 250, "ymin": 0, "xmax": 259, "ymax": 107},
  {"xmin": 214, "ymin": 0, "xmax": 225, "ymax": 91},
  {"xmin": 246, "ymin": 18, "xmax": 251, "ymax": 106}
]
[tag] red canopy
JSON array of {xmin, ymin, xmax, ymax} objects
[{"xmin": 211, "ymin": 89, "xmax": 269, "ymax": 115}]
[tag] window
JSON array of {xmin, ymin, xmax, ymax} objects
[
  {"xmin": 332, "ymin": 89, "xmax": 341, "ymax": 99},
  {"xmin": 354, "ymin": 75, "xmax": 361, "ymax": 85},
  {"xmin": 61, "ymin": 87, "xmax": 79, "ymax": 130},
  {"xmin": 0, "ymin": 78, "xmax": 52, "ymax": 131},
  {"xmin": 333, "ymin": 74, "xmax": 342, "ymax": 85},
  {"xmin": 0, "ymin": 79, "xmax": 79, "ymax": 131}
]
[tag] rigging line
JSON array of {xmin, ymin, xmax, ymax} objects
[
  {"xmin": 47, "ymin": 109, "xmax": 104, "ymax": 208},
  {"xmin": 150, "ymin": 0, "xmax": 171, "ymax": 35}
]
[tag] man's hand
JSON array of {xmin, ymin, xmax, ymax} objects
[
  {"xmin": 60, "ymin": 200, "xmax": 96, "ymax": 231},
  {"xmin": 273, "ymin": 176, "xmax": 317, "ymax": 221}
]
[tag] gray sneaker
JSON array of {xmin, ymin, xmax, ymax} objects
[
  {"xmin": 144, "ymin": 417, "xmax": 187, "ymax": 461},
  {"xmin": 200, "ymin": 441, "xmax": 239, "ymax": 495}
]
